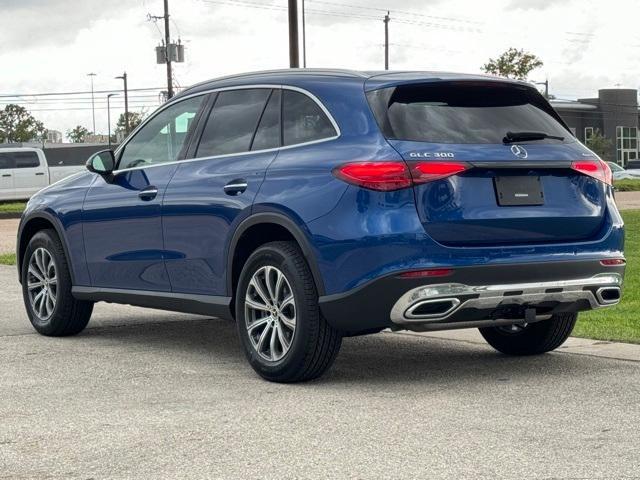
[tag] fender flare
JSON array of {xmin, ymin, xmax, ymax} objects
[
  {"xmin": 17, "ymin": 211, "xmax": 76, "ymax": 284},
  {"xmin": 226, "ymin": 212, "xmax": 326, "ymax": 296}
]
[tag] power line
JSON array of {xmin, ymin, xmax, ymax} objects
[{"xmin": 0, "ymin": 87, "xmax": 166, "ymax": 99}]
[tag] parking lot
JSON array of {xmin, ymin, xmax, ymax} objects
[{"xmin": 1, "ymin": 265, "xmax": 639, "ymax": 479}]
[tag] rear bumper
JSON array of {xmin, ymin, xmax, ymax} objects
[{"xmin": 318, "ymin": 260, "xmax": 624, "ymax": 335}]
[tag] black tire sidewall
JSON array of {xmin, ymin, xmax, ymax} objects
[{"xmin": 235, "ymin": 244, "xmax": 316, "ymax": 380}]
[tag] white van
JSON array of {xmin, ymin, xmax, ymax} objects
[{"xmin": 0, "ymin": 147, "xmax": 84, "ymax": 201}]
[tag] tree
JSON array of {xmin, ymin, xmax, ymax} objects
[
  {"xmin": 115, "ymin": 111, "xmax": 146, "ymax": 138},
  {"xmin": 586, "ymin": 130, "xmax": 613, "ymax": 161},
  {"xmin": 0, "ymin": 104, "xmax": 46, "ymax": 143},
  {"xmin": 67, "ymin": 125, "xmax": 90, "ymax": 143},
  {"xmin": 482, "ymin": 48, "xmax": 543, "ymax": 80}
]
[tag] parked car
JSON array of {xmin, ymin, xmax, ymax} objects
[
  {"xmin": 607, "ymin": 161, "xmax": 640, "ymax": 181},
  {"xmin": 0, "ymin": 147, "xmax": 85, "ymax": 201},
  {"xmin": 16, "ymin": 70, "xmax": 625, "ymax": 382}
]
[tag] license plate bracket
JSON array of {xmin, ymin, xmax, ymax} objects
[{"xmin": 494, "ymin": 176, "xmax": 544, "ymax": 206}]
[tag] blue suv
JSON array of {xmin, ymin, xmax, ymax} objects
[{"xmin": 17, "ymin": 70, "xmax": 625, "ymax": 382}]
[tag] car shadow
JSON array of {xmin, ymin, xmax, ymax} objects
[{"xmin": 79, "ymin": 314, "xmax": 605, "ymax": 386}]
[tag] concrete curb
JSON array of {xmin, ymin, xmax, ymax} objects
[
  {"xmin": 0, "ymin": 212, "xmax": 21, "ymax": 220},
  {"xmin": 389, "ymin": 328, "xmax": 640, "ymax": 362}
]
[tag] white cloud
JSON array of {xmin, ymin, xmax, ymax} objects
[{"xmin": 1, "ymin": 0, "xmax": 639, "ymax": 137}]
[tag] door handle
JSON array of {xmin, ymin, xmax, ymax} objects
[
  {"xmin": 138, "ymin": 186, "xmax": 158, "ymax": 201},
  {"xmin": 1, "ymin": 174, "xmax": 10, "ymax": 178},
  {"xmin": 224, "ymin": 179, "xmax": 248, "ymax": 196},
  {"xmin": 35, "ymin": 172, "xmax": 45, "ymax": 176}
]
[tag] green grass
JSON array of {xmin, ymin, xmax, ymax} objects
[
  {"xmin": 573, "ymin": 209, "xmax": 640, "ymax": 343},
  {"xmin": 0, "ymin": 253, "xmax": 16, "ymax": 265},
  {"xmin": 614, "ymin": 179, "xmax": 640, "ymax": 192},
  {"xmin": 0, "ymin": 201, "xmax": 26, "ymax": 214}
]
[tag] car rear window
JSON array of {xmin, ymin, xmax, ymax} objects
[{"xmin": 366, "ymin": 82, "xmax": 571, "ymax": 144}]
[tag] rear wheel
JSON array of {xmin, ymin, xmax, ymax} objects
[
  {"xmin": 236, "ymin": 241, "xmax": 342, "ymax": 383},
  {"xmin": 21, "ymin": 229, "xmax": 93, "ymax": 336},
  {"xmin": 479, "ymin": 313, "xmax": 577, "ymax": 355}
]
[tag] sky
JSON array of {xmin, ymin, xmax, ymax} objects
[{"xmin": 1, "ymin": 0, "xmax": 639, "ymax": 140}]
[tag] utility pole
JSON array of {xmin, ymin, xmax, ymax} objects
[
  {"xmin": 532, "ymin": 79, "xmax": 549, "ymax": 98},
  {"xmin": 87, "ymin": 73, "xmax": 97, "ymax": 133},
  {"xmin": 163, "ymin": 0, "xmax": 174, "ymax": 98},
  {"xmin": 383, "ymin": 12, "xmax": 390, "ymax": 70},
  {"xmin": 288, "ymin": 0, "xmax": 299, "ymax": 68},
  {"xmin": 301, "ymin": 0, "xmax": 306, "ymax": 68},
  {"xmin": 115, "ymin": 72, "xmax": 129, "ymax": 136},
  {"xmin": 106, "ymin": 93, "xmax": 117, "ymax": 148}
]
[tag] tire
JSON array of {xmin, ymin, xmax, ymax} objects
[
  {"xmin": 21, "ymin": 229, "xmax": 93, "ymax": 336},
  {"xmin": 479, "ymin": 313, "xmax": 577, "ymax": 356},
  {"xmin": 235, "ymin": 241, "xmax": 342, "ymax": 383}
]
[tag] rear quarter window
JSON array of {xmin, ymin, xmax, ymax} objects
[
  {"xmin": 282, "ymin": 90, "xmax": 337, "ymax": 146},
  {"xmin": 367, "ymin": 82, "xmax": 571, "ymax": 144}
]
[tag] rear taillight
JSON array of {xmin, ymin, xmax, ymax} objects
[
  {"xmin": 332, "ymin": 161, "xmax": 469, "ymax": 191},
  {"xmin": 571, "ymin": 159, "xmax": 612, "ymax": 186}
]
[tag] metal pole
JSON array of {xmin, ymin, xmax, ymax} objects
[
  {"xmin": 116, "ymin": 72, "xmax": 130, "ymax": 135},
  {"xmin": 87, "ymin": 73, "xmax": 97, "ymax": 133},
  {"xmin": 384, "ymin": 12, "xmax": 390, "ymax": 70},
  {"xmin": 164, "ymin": 0, "xmax": 174, "ymax": 98},
  {"xmin": 107, "ymin": 93, "xmax": 117, "ymax": 148},
  {"xmin": 545, "ymin": 79, "xmax": 549, "ymax": 98},
  {"xmin": 302, "ymin": 0, "xmax": 306, "ymax": 68},
  {"xmin": 288, "ymin": 0, "xmax": 299, "ymax": 68}
]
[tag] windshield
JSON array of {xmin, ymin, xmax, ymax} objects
[{"xmin": 367, "ymin": 81, "xmax": 572, "ymax": 145}]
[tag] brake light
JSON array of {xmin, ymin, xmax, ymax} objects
[
  {"xmin": 333, "ymin": 161, "xmax": 469, "ymax": 191},
  {"xmin": 571, "ymin": 160, "xmax": 612, "ymax": 186},
  {"xmin": 332, "ymin": 162, "xmax": 412, "ymax": 191},
  {"xmin": 409, "ymin": 161, "xmax": 469, "ymax": 184}
]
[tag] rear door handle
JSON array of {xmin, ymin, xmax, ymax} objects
[
  {"xmin": 138, "ymin": 186, "xmax": 158, "ymax": 201},
  {"xmin": 1, "ymin": 174, "xmax": 10, "ymax": 178},
  {"xmin": 224, "ymin": 179, "xmax": 248, "ymax": 196}
]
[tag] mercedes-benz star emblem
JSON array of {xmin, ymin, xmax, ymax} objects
[{"xmin": 510, "ymin": 145, "xmax": 528, "ymax": 159}]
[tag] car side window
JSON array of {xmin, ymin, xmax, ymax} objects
[
  {"xmin": 0, "ymin": 153, "xmax": 14, "ymax": 169},
  {"xmin": 196, "ymin": 89, "xmax": 271, "ymax": 157},
  {"xmin": 251, "ymin": 89, "xmax": 281, "ymax": 151},
  {"xmin": 13, "ymin": 152, "xmax": 40, "ymax": 168},
  {"xmin": 282, "ymin": 90, "xmax": 336, "ymax": 146},
  {"xmin": 118, "ymin": 95, "xmax": 204, "ymax": 170}
]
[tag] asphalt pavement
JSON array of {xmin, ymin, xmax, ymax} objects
[{"xmin": 1, "ymin": 265, "xmax": 640, "ymax": 479}]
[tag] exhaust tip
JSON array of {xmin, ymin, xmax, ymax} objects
[
  {"xmin": 405, "ymin": 298, "xmax": 460, "ymax": 319},
  {"xmin": 596, "ymin": 287, "xmax": 621, "ymax": 305}
]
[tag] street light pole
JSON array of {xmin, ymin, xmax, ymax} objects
[
  {"xmin": 288, "ymin": 0, "xmax": 299, "ymax": 68},
  {"xmin": 87, "ymin": 73, "xmax": 97, "ymax": 133},
  {"xmin": 107, "ymin": 93, "xmax": 117, "ymax": 148},
  {"xmin": 383, "ymin": 12, "xmax": 390, "ymax": 70},
  {"xmin": 115, "ymin": 72, "xmax": 129, "ymax": 136}
]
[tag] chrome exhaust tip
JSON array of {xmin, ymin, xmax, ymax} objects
[
  {"xmin": 405, "ymin": 298, "xmax": 461, "ymax": 320},
  {"xmin": 596, "ymin": 287, "xmax": 621, "ymax": 305}
]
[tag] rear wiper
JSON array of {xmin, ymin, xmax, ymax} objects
[{"xmin": 503, "ymin": 131, "xmax": 565, "ymax": 143}]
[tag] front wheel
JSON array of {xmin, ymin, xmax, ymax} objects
[
  {"xmin": 479, "ymin": 313, "xmax": 577, "ymax": 355},
  {"xmin": 21, "ymin": 229, "xmax": 93, "ymax": 336},
  {"xmin": 235, "ymin": 241, "xmax": 342, "ymax": 383}
]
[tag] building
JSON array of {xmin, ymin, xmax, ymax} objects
[
  {"xmin": 46, "ymin": 130, "xmax": 63, "ymax": 144},
  {"xmin": 551, "ymin": 88, "xmax": 639, "ymax": 166}
]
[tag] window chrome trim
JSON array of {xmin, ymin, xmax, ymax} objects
[{"xmin": 113, "ymin": 83, "xmax": 341, "ymax": 175}]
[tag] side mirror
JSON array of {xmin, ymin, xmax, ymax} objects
[{"xmin": 86, "ymin": 149, "xmax": 116, "ymax": 175}]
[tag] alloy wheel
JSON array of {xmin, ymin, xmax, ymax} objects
[
  {"xmin": 244, "ymin": 266, "xmax": 296, "ymax": 362},
  {"xmin": 27, "ymin": 247, "xmax": 58, "ymax": 321}
]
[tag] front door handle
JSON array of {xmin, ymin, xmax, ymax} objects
[
  {"xmin": 224, "ymin": 179, "xmax": 248, "ymax": 196},
  {"xmin": 138, "ymin": 186, "xmax": 158, "ymax": 201},
  {"xmin": 1, "ymin": 174, "xmax": 10, "ymax": 178},
  {"xmin": 35, "ymin": 172, "xmax": 45, "ymax": 176}
]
